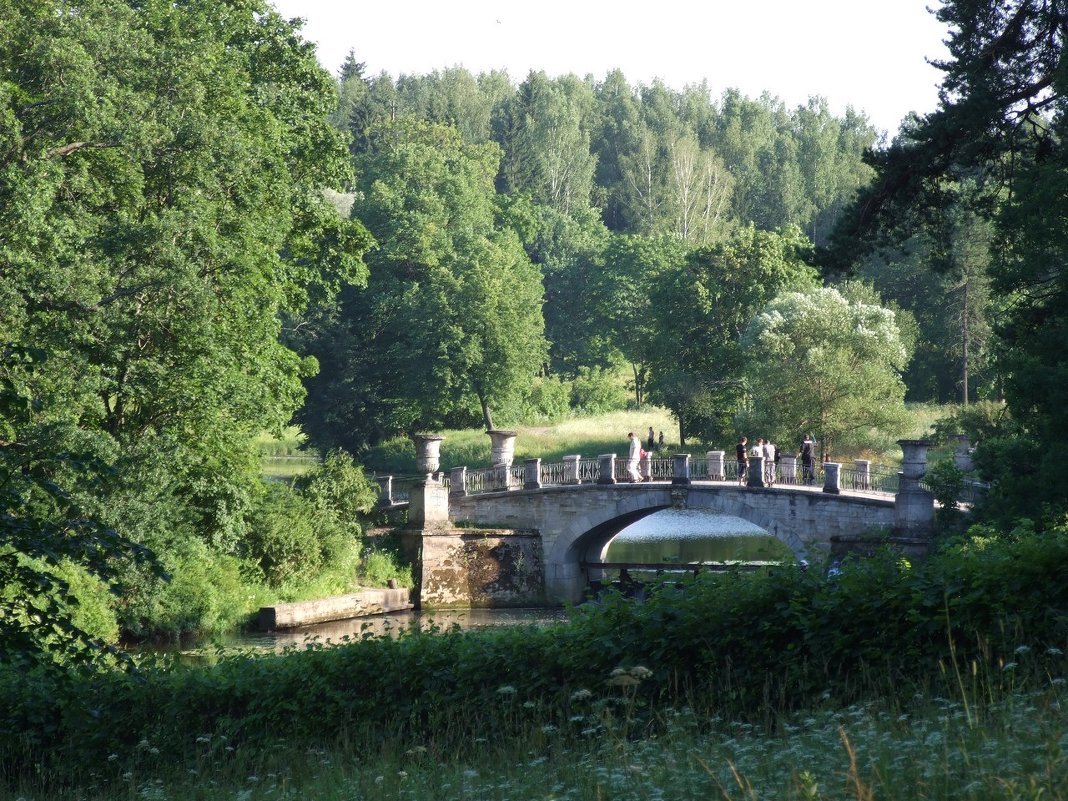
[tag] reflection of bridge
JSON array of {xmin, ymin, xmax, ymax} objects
[{"xmin": 384, "ymin": 442, "xmax": 938, "ymax": 607}]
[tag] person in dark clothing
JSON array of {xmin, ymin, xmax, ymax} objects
[
  {"xmin": 736, "ymin": 436, "xmax": 749, "ymax": 485},
  {"xmin": 800, "ymin": 433, "xmax": 815, "ymax": 485},
  {"xmin": 647, "ymin": 426, "xmax": 655, "ymax": 450}
]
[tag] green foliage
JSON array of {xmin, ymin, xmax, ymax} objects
[
  {"xmin": 244, "ymin": 484, "xmax": 328, "ymax": 587},
  {"xmin": 1, "ymin": 0, "xmax": 374, "ymax": 648},
  {"xmin": 932, "ymin": 400, "xmax": 1010, "ymax": 445},
  {"xmin": 116, "ymin": 534, "xmax": 251, "ymax": 640},
  {"xmin": 926, "ymin": 457, "xmax": 967, "ymax": 520},
  {"xmin": 647, "ymin": 225, "xmax": 819, "ymax": 443},
  {"xmin": 569, "ymin": 366, "xmax": 631, "ymax": 415},
  {"xmin": 742, "ymin": 286, "xmax": 912, "ymax": 457},
  {"xmin": 359, "ymin": 535, "xmax": 413, "ymax": 589},
  {"xmin": 4, "ymin": 524, "xmax": 1067, "ymax": 783},
  {"xmin": 297, "ymin": 120, "xmax": 547, "ymax": 450},
  {"xmin": 494, "ymin": 375, "xmax": 572, "ymax": 425}
]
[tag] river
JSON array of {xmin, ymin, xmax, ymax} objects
[{"xmin": 155, "ymin": 510, "xmax": 790, "ymax": 655}]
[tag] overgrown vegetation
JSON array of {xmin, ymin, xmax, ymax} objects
[{"xmin": 1, "ymin": 526, "xmax": 1065, "ymax": 795}]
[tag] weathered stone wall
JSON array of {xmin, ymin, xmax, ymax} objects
[{"xmin": 415, "ymin": 529, "xmax": 544, "ymax": 609}]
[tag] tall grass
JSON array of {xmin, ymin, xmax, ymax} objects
[{"xmin": 6, "ymin": 677, "xmax": 1064, "ymax": 800}]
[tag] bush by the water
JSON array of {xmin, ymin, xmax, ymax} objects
[{"xmin": 3, "ymin": 525, "xmax": 1066, "ymax": 785}]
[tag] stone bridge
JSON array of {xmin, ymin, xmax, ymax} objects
[{"xmin": 389, "ymin": 440, "xmax": 937, "ymax": 607}]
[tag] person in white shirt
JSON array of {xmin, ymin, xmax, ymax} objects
[
  {"xmin": 626, "ymin": 432, "xmax": 642, "ymax": 482},
  {"xmin": 763, "ymin": 439, "xmax": 776, "ymax": 484}
]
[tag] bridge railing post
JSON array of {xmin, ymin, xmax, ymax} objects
[
  {"xmin": 376, "ymin": 475, "xmax": 394, "ymax": 505},
  {"xmin": 706, "ymin": 450, "xmax": 725, "ymax": 481},
  {"xmin": 823, "ymin": 462, "xmax": 842, "ymax": 494},
  {"xmin": 780, "ymin": 454, "xmax": 798, "ymax": 484},
  {"xmin": 524, "ymin": 458, "xmax": 542, "ymax": 490},
  {"xmin": 563, "ymin": 454, "xmax": 581, "ymax": 484},
  {"xmin": 597, "ymin": 453, "xmax": 617, "ymax": 484},
  {"xmin": 449, "ymin": 466, "xmax": 467, "ymax": 496},
  {"xmin": 747, "ymin": 455, "xmax": 766, "ymax": 488},
  {"xmin": 672, "ymin": 453, "xmax": 691, "ymax": 485}
]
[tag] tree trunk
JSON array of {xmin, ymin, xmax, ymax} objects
[
  {"xmin": 961, "ymin": 279, "xmax": 970, "ymax": 404},
  {"xmin": 480, "ymin": 396, "xmax": 494, "ymax": 432}
]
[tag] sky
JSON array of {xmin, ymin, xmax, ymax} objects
[{"xmin": 269, "ymin": 0, "xmax": 951, "ymax": 138}]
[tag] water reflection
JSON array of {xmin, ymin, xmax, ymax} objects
[
  {"xmin": 152, "ymin": 607, "xmax": 569, "ymax": 657},
  {"xmin": 606, "ymin": 509, "xmax": 794, "ymax": 564}
]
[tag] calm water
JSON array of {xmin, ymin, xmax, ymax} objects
[{"xmin": 158, "ymin": 510, "xmax": 789, "ymax": 655}]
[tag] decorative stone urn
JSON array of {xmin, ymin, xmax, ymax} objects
[
  {"xmin": 413, "ymin": 434, "xmax": 445, "ymax": 474},
  {"xmin": 486, "ymin": 430, "xmax": 518, "ymax": 467}
]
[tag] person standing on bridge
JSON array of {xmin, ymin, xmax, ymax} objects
[
  {"xmin": 736, "ymin": 436, "xmax": 749, "ymax": 485},
  {"xmin": 800, "ymin": 433, "xmax": 816, "ymax": 485},
  {"xmin": 627, "ymin": 432, "xmax": 642, "ymax": 482}
]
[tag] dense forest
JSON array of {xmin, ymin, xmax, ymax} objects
[{"xmin": 0, "ymin": 0, "xmax": 1063, "ymax": 661}]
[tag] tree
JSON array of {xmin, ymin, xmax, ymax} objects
[
  {"xmin": 298, "ymin": 121, "xmax": 547, "ymax": 450},
  {"xmin": 829, "ymin": 0, "xmax": 1068, "ymax": 520},
  {"xmin": 741, "ymin": 287, "xmax": 912, "ymax": 458},
  {"xmin": 1, "ymin": 0, "xmax": 372, "ymax": 645},
  {"xmin": 590, "ymin": 234, "xmax": 687, "ymax": 406},
  {"xmin": 646, "ymin": 225, "xmax": 819, "ymax": 444}
]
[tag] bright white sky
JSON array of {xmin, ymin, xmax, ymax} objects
[{"xmin": 269, "ymin": 0, "xmax": 951, "ymax": 138}]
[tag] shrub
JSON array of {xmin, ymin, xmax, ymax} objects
[
  {"xmin": 243, "ymin": 483, "xmax": 324, "ymax": 587},
  {"xmin": 570, "ymin": 366, "xmax": 629, "ymax": 415}
]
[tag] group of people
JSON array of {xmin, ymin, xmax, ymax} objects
[
  {"xmin": 624, "ymin": 430, "xmax": 817, "ymax": 486},
  {"xmin": 736, "ymin": 433, "xmax": 817, "ymax": 485}
]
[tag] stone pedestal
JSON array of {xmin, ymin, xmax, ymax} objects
[
  {"xmin": 407, "ymin": 478, "xmax": 451, "ymax": 529},
  {"xmin": 524, "ymin": 458, "xmax": 542, "ymax": 490},
  {"xmin": 413, "ymin": 434, "xmax": 445, "ymax": 474},
  {"xmin": 597, "ymin": 453, "xmax": 617, "ymax": 484},
  {"xmin": 449, "ymin": 466, "xmax": 467, "ymax": 496},
  {"xmin": 895, "ymin": 439, "xmax": 934, "ymax": 537},
  {"xmin": 953, "ymin": 435, "xmax": 973, "ymax": 472},
  {"xmin": 376, "ymin": 475, "xmax": 394, "ymax": 505},
  {"xmin": 823, "ymin": 462, "xmax": 841, "ymax": 494},
  {"xmin": 672, "ymin": 453, "xmax": 691, "ymax": 485},
  {"xmin": 707, "ymin": 450, "xmax": 725, "ymax": 480},
  {"xmin": 780, "ymin": 455, "xmax": 797, "ymax": 483},
  {"xmin": 747, "ymin": 455, "xmax": 765, "ymax": 488}
]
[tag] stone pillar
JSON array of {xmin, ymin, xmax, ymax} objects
[
  {"xmin": 747, "ymin": 455, "xmax": 765, "ymax": 488},
  {"xmin": 672, "ymin": 453, "xmax": 691, "ymax": 485},
  {"xmin": 780, "ymin": 454, "xmax": 797, "ymax": 484},
  {"xmin": 407, "ymin": 478, "xmax": 450, "ymax": 529},
  {"xmin": 853, "ymin": 459, "xmax": 871, "ymax": 490},
  {"xmin": 707, "ymin": 450, "xmax": 725, "ymax": 480},
  {"xmin": 376, "ymin": 475, "xmax": 394, "ymax": 505},
  {"xmin": 413, "ymin": 434, "xmax": 445, "ymax": 474},
  {"xmin": 895, "ymin": 439, "xmax": 934, "ymax": 536},
  {"xmin": 486, "ymin": 430, "xmax": 518, "ymax": 468},
  {"xmin": 563, "ymin": 454, "xmax": 581, "ymax": 484},
  {"xmin": 524, "ymin": 458, "xmax": 542, "ymax": 490},
  {"xmin": 823, "ymin": 462, "xmax": 841, "ymax": 494},
  {"xmin": 448, "ymin": 466, "xmax": 467, "ymax": 496},
  {"xmin": 953, "ymin": 435, "xmax": 973, "ymax": 472},
  {"xmin": 597, "ymin": 453, "xmax": 617, "ymax": 485}
]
